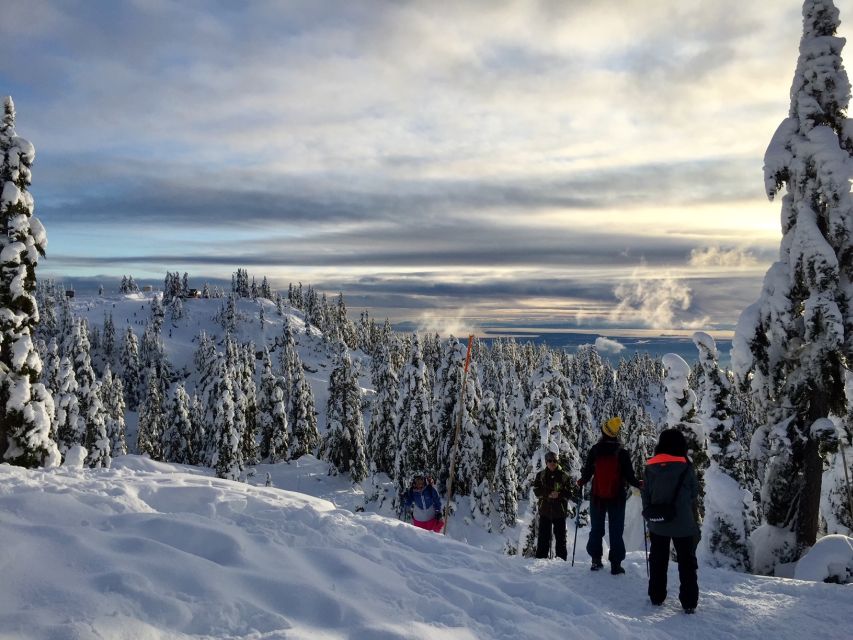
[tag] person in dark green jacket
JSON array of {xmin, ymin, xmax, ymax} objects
[
  {"xmin": 642, "ymin": 428, "xmax": 700, "ymax": 613},
  {"xmin": 532, "ymin": 450, "xmax": 573, "ymax": 560}
]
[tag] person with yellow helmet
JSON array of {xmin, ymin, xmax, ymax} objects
[{"xmin": 576, "ymin": 416, "xmax": 641, "ymax": 574}]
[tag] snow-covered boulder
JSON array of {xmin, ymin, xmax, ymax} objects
[{"xmin": 794, "ymin": 535, "xmax": 853, "ymax": 584}]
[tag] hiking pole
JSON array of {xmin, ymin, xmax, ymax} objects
[
  {"xmin": 642, "ymin": 514, "xmax": 649, "ymax": 578},
  {"xmin": 571, "ymin": 485, "xmax": 583, "ymax": 566},
  {"xmin": 442, "ymin": 334, "xmax": 474, "ymax": 537}
]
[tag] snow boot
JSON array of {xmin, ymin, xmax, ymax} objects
[
  {"xmin": 610, "ymin": 561, "xmax": 625, "ymax": 575},
  {"xmin": 590, "ymin": 558, "xmax": 603, "ymax": 571},
  {"xmin": 683, "ymin": 607, "xmax": 696, "ymax": 614}
]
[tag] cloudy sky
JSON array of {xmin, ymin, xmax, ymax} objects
[{"xmin": 2, "ymin": 0, "xmax": 846, "ymax": 333}]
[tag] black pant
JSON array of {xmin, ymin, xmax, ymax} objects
[
  {"xmin": 648, "ymin": 533, "xmax": 698, "ymax": 609},
  {"xmin": 536, "ymin": 515, "xmax": 567, "ymax": 560}
]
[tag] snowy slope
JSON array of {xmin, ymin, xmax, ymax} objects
[{"xmin": 1, "ymin": 458, "xmax": 849, "ymax": 640}]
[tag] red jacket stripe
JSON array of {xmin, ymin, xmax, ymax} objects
[{"xmin": 646, "ymin": 454, "xmax": 688, "ymax": 466}]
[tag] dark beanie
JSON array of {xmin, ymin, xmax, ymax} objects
[{"xmin": 655, "ymin": 428, "xmax": 688, "ymax": 457}]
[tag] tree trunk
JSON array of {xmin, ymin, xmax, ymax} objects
[{"xmin": 798, "ymin": 434, "xmax": 823, "ymax": 551}]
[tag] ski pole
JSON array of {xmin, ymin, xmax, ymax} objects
[
  {"xmin": 571, "ymin": 485, "xmax": 582, "ymax": 566},
  {"xmin": 642, "ymin": 514, "xmax": 649, "ymax": 578}
]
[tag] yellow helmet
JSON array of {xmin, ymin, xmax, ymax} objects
[{"xmin": 603, "ymin": 416, "xmax": 622, "ymax": 438}]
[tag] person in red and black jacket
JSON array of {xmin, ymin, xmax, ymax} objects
[
  {"xmin": 576, "ymin": 416, "xmax": 641, "ymax": 574},
  {"xmin": 642, "ymin": 428, "xmax": 700, "ymax": 614}
]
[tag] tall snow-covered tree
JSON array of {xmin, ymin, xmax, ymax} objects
[
  {"xmin": 693, "ymin": 332, "xmax": 756, "ymax": 572},
  {"xmin": 663, "ymin": 353, "xmax": 708, "ymax": 509},
  {"xmin": 101, "ymin": 365, "xmax": 127, "ymax": 457},
  {"xmin": 210, "ymin": 358, "xmax": 242, "ymax": 481},
  {"xmin": 288, "ymin": 352, "xmax": 319, "ymax": 459},
  {"xmin": 119, "ymin": 326, "xmax": 141, "ymax": 410},
  {"xmin": 454, "ymin": 360, "xmax": 484, "ymax": 497},
  {"xmin": 258, "ymin": 347, "xmax": 288, "ymax": 463},
  {"xmin": 163, "ymin": 382, "xmax": 193, "ymax": 464},
  {"xmin": 366, "ymin": 343, "xmax": 399, "ymax": 476},
  {"xmin": 395, "ymin": 334, "xmax": 433, "ymax": 498},
  {"xmin": 84, "ymin": 380, "xmax": 110, "ymax": 468},
  {"xmin": 494, "ymin": 391, "xmax": 520, "ymax": 529},
  {"xmin": 0, "ymin": 97, "xmax": 60, "ymax": 467},
  {"xmin": 54, "ymin": 356, "xmax": 83, "ymax": 455},
  {"xmin": 137, "ymin": 374, "xmax": 164, "ymax": 460},
  {"xmin": 320, "ymin": 342, "xmax": 368, "ymax": 482},
  {"xmin": 731, "ymin": 0, "xmax": 853, "ymax": 569},
  {"xmin": 433, "ymin": 337, "xmax": 464, "ymax": 482}
]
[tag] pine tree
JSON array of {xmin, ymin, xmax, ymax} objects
[
  {"xmin": 42, "ymin": 336, "xmax": 61, "ymax": 396},
  {"xmin": 189, "ymin": 392, "xmax": 205, "ymax": 466},
  {"xmin": 663, "ymin": 353, "xmax": 709, "ymax": 511},
  {"xmin": 237, "ymin": 342, "xmax": 259, "ymax": 466},
  {"xmin": 119, "ymin": 326, "xmax": 142, "ymax": 410},
  {"xmin": 163, "ymin": 383, "xmax": 194, "ymax": 464},
  {"xmin": 211, "ymin": 358, "xmax": 242, "ymax": 480},
  {"xmin": 454, "ymin": 360, "xmax": 484, "ymax": 497},
  {"xmin": 102, "ymin": 365, "xmax": 127, "ymax": 457},
  {"xmin": 102, "ymin": 313, "xmax": 116, "ymax": 368},
  {"xmin": 54, "ymin": 356, "xmax": 84, "ymax": 455},
  {"xmin": 494, "ymin": 392, "xmax": 520, "ymax": 528},
  {"xmin": 394, "ymin": 334, "xmax": 433, "ymax": 499},
  {"xmin": 84, "ymin": 380, "xmax": 110, "ymax": 468},
  {"xmin": 137, "ymin": 374, "xmax": 164, "ymax": 460},
  {"xmin": 433, "ymin": 337, "xmax": 464, "ymax": 483},
  {"xmin": 0, "ymin": 97, "xmax": 60, "ymax": 467},
  {"xmin": 731, "ymin": 0, "xmax": 853, "ymax": 570},
  {"xmin": 259, "ymin": 348, "xmax": 289, "ymax": 462},
  {"xmin": 320, "ymin": 342, "xmax": 368, "ymax": 482},
  {"xmin": 525, "ymin": 352, "xmax": 580, "ymax": 479},
  {"xmin": 693, "ymin": 332, "xmax": 756, "ymax": 572},
  {"xmin": 288, "ymin": 352, "xmax": 320, "ymax": 459},
  {"xmin": 366, "ymin": 343, "xmax": 399, "ymax": 475}
]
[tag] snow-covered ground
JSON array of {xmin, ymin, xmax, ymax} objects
[{"xmin": 1, "ymin": 457, "xmax": 850, "ymax": 640}]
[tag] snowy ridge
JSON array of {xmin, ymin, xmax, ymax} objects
[{"xmin": 1, "ymin": 458, "xmax": 850, "ymax": 640}]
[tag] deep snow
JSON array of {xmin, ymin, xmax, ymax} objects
[{"xmin": 1, "ymin": 457, "xmax": 850, "ymax": 640}]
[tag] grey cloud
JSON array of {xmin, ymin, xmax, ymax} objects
[{"xmin": 37, "ymin": 155, "xmax": 765, "ymax": 229}]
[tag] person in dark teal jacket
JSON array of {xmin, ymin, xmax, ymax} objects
[{"xmin": 642, "ymin": 428, "xmax": 700, "ymax": 613}]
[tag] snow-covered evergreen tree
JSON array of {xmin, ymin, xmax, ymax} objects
[
  {"xmin": 525, "ymin": 352, "xmax": 580, "ymax": 479},
  {"xmin": 101, "ymin": 365, "xmax": 127, "ymax": 457},
  {"xmin": 101, "ymin": 313, "xmax": 116, "ymax": 369},
  {"xmin": 237, "ymin": 342, "xmax": 259, "ymax": 466},
  {"xmin": 320, "ymin": 342, "xmax": 368, "ymax": 482},
  {"xmin": 258, "ymin": 348, "xmax": 288, "ymax": 463},
  {"xmin": 42, "ymin": 336, "xmax": 61, "ymax": 396},
  {"xmin": 693, "ymin": 332, "xmax": 756, "ymax": 572},
  {"xmin": 210, "ymin": 358, "xmax": 242, "ymax": 481},
  {"xmin": 367, "ymin": 343, "xmax": 399, "ymax": 476},
  {"xmin": 119, "ymin": 326, "xmax": 141, "ymax": 410},
  {"xmin": 54, "ymin": 356, "xmax": 84, "ymax": 455},
  {"xmin": 433, "ymin": 337, "xmax": 464, "ymax": 483},
  {"xmin": 663, "ymin": 353, "xmax": 708, "ymax": 511},
  {"xmin": 454, "ymin": 360, "xmax": 484, "ymax": 497},
  {"xmin": 163, "ymin": 383, "xmax": 193, "ymax": 464},
  {"xmin": 494, "ymin": 391, "xmax": 520, "ymax": 528},
  {"xmin": 395, "ymin": 334, "xmax": 433, "ymax": 498},
  {"xmin": 0, "ymin": 97, "xmax": 60, "ymax": 467},
  {"xmin": 732, "ymin": 0, "xmax": 853, "ymax": 569},
  {"xmin": 288, "ymin": 352, "xmax": 319, "ymax": 459},
  {"xmin": 83, "ymin": 380, "xmax": 110, "ymax": 468},
  {"xmin": 137, "ymin": 374, "xmax": 164, "ymax": 460},
  {"xmin": 822, "ymin": 370, "xmax": 853, "ymax": 535}
]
